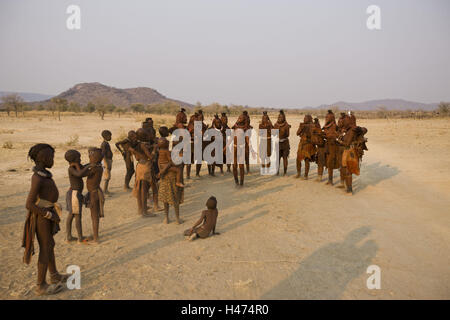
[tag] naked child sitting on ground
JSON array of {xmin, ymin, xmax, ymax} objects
[{"xmin": 184, "ymin": 196, "xmax": 219, "ymax": 241}]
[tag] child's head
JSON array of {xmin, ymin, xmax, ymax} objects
[
  {"xmin": 206, "ymin": 196, "xmax": 217, "ymax": 210},
  {"xmin": 65, "ymin": 149, "xmax": 81, "ymax": 164},
  {"xmin": 28, "ymin": 143, "xmax": 55, "ymax": 168},
  {"xmin": 128, "ymin": 130, "xmax": 137, "ymax": 143},
  {"xmin": 158, "ymin": 126, "xmax": 169, "ymax": 138},
  {"xmin": 136, "ymin": 128, "xmax": 149, "ymax": 142},
  {"xmin": 88, "ymin": 147, "xmax": 103, "ymax": 164},
  {"xmin": 101, "ymin": 130, "xmax": 112, "ymax": 141}
]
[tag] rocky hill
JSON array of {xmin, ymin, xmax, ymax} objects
[{"xmin": 39, "ymin": 82, "xmax": 192, "ymax": 108}]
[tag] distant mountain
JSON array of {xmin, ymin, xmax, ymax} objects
[
  {"xmin": 39, "ymin": 82, "xmax": 192, "ymax": 108},
  {"xmin": 309, "ymin": 99, "xmax": 438, "ymax": 111},
  {"xmin": 0, "ymin": 91, "xmax": 54, "ymax": 102}
]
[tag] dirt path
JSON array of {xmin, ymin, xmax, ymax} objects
[{"xmin": 0, "ymin": 116, "xmax": 449, "ymax": 299}]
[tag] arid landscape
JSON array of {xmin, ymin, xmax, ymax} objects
[{"xmin": 0, "ymin": 113, "xmax": 449, "ymax": 299}]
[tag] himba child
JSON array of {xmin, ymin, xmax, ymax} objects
[
  {"xmin": 157, "ymin": 126, "xmax": 184, "ymax": 188},
  {"xmin": 85, "ymin": 147, "xmax": 105, "ymax": 243},
  {"xmin": 64, "ymin": 149, "xmax": 91, "ymax": 244},
  {"xmin": 184, "ymin": 196, "xmax": 219, "ymax": 241},
  {"xmin": 115, "ymin": 130, "xmax": 138, "ymax": 191},
  {"xmin": 142, "ymin": 118, "xmax": 159, "ymax": 178},
  {"xmin": 100, "ymin": 130, "xmax": 113, "ymax": 195},
  {"xmin": 157, "ymin": 127, "xmax": 184, "ymax": 224},
  {"xmin": 23, "ymin": 143, "xmax": 68, "ymax": 295}
]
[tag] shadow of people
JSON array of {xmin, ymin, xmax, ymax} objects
[
  {"xmin": 261, "ymin": 226, "xmax": 378, "ymax": 299},
  {"xmin": 355, "ymin": 162, "xmax": 400, "ymax": 193}
]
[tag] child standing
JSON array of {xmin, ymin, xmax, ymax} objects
[
  {"xmin": 64, "ymin": 150, "xmax": 91, "ymax": 243},
  {"xmin": 23, "ymin": 144, "xmax": 68, "ymax": 295},
  {"xmin": 85, "ymin": 147, "xmax": 104, "ymax": 243},
  {"xmin": 101, "ymin": 130, "xmax": 113, "ymax": 195},
  {"xmin": 157, "ymin": 126, "xmax": 184, "ymax": 188}
]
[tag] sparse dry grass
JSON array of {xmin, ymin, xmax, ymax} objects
[
  {"xmin": 2, "ymin": 141, "xmax": 13, "ymax": 149},
  {"xmin": 65, "ymin": 134, "xmax": 79, "ymax": 147}
]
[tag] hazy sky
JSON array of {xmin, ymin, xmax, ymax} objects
[{"xmin": 1, "ymin": 0, "xmax": 449, "ymax": 107}]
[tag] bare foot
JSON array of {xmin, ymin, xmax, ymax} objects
[
  {"xmin": 188, "ymin": 233, "xmax": 197, "ymax": 241},
  {"xmin": 66, "ymin": 236, "xmax": 77, "ymax": 243},
  {"xmin": 77, "ymin": 237, "xmax": 89, "ymax": 245},
  {"xmin": 176, "ymin": 183, "xmax": 185, "ymax": 188},
  {"xmin": 163, "ymin": 217, "xmax": 169, "ymax": 224},
  {"xmin": 36, "ymin": 283, "xmax": 63, "ymax": 296},
  {"xmin": 50, "ymin": 272, "xmax": 70, "ymax": 285},
  {"xmin": 143, "ymin": 211, "xmax": 156, "ymax": 217}
]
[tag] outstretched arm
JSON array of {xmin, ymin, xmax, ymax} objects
[
  {"xmin": 212, "ymin": 224, "xmax": 219, "ymax": 235},
  {"xmin": 189, "ymin": 211, "xmax": 206, "ymax": 234},
  {"xmin": 115, "ymin": 140, "xmax": 127, "ymax": 155},
  {"xmin": 69, "ymin": 164, "xmax": 91, "ymax": 178}
]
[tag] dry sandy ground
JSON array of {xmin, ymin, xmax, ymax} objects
[{"xmin": 0, "ymin": 113, "xmax": 449, "ymax": 300}]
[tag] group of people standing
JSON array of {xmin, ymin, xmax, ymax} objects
[
  {"xmin": 295, "ymin": 110, "xmax": 368, "ymax": 194},
  {"xmin": 21, "ymin": 107, "xmax": 367, "ymax": 296},
  {"xmin": 22, "ymin": 130, "xmax": 115, "ymax": 295}
]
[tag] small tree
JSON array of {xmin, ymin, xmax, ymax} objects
[
  {"xmin": 22, "ymin": 104, "xmax": 32, "ymax": 116},
  {"xmin": 93, "ymin": 97, "xmax": 110, "ymax": 120},
  {"xmin": 1, "ymin": 94, "xmax": 23, "ymax": 117},
  {"xmin": 84, "ymin": 102, "xmax": 96, "ymax": 113},
  {"xmin": 131, "ymin": 103, "xmax": 145, "ymax": 114},
  {"xmin": 107, "ymin": 104, "xmax": 116, "ymax": 114},
  {"xmin": 97, "ymin": 105, "xmax": 107, "ymax": 120},
  {"xmin": 115, "ymin": 107, "xmax": 124, "ymax": 118},
  {"xmin": 68, "ymin": 102, "xmax": 81, "ymax": 113},
  {"xmin": 50, "ymin": 98, "xmax": 68, "ymax": 121},
  {"xmin": 438, "ymin": 102, "xmax": 449, "ymax": 116}
]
